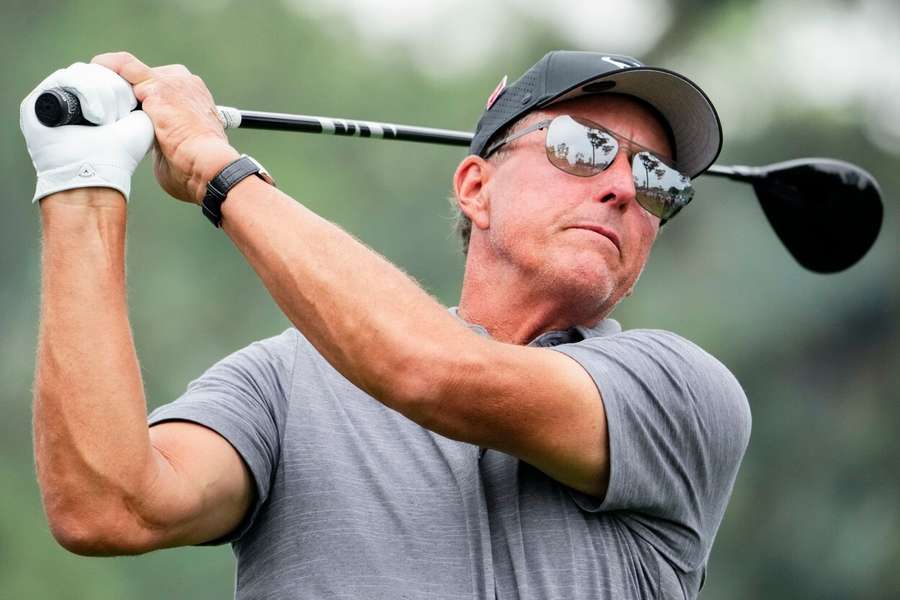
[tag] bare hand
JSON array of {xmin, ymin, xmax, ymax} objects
[{"xmin": 91, "ymin": 52, "xmax": 240, "ymax": 205}]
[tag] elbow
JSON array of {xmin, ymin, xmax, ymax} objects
[
  {"xmin": 48, "ymin": 512, "xmax": 112, "ymax": 556},
  {"xmin": 44, "ymin": 502, "xmax": 150, "ymax": 557}
]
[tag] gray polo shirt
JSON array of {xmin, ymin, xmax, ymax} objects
[{"xmin": 148, "ymin": 311, "xmax": 751, "ymax": 599}]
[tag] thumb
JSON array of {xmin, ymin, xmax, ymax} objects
[{"xmin": 109, "ymin": 110, "xmax": 155, "ymax": 164}]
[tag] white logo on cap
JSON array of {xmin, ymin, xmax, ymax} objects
[{"xmin": 601, "ymin": 56, "xmax": 640, "ymax": 70}]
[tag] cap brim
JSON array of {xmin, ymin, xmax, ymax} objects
[{"xmin": 541, "ymin": 67, "xmax": 722, "ymax": 178}]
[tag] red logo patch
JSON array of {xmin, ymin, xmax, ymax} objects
[{"xmin": 486, "ymin": 75, "xmax": 508, "ymax": 110}]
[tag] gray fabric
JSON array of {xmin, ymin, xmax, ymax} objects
[{"xmin": 148, "ymin": 312, "xmax": 750, "ymax": 599}]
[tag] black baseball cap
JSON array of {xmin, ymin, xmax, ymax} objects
[{"xmin": 469, "ymin": 51, "xmax": 723, "ymax": 178}]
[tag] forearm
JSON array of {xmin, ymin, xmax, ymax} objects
[
  {"xmin": 34, "ymin": 188, "xmax": 153, "ymax": 540},
  {"xmin": 220, "ymin": 177, "xmax": 481, "ymax": 420}
]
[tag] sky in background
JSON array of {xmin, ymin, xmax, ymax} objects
[{"xmin": 288, "ymin": 0, "xmax": 900, "ymax": 153}]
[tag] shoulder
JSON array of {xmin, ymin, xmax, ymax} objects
[
  {"xmin": 558, "ymin": 326, "xmax": 751, "ymax": 444},
  {"xmin": 619, "ymin": 328, "xmax": 743, "ymax": 386},
  {"xmin": 246, "ymin": 326, "xmax": 303, "ymax": 356},
  {"xmin": 216, "ymin": 327, "xmax": 303, "ymax": 376},
  {"xmin": 623, "ymin": 328, "xmax": 747, "ymax": 401},
  {"xmin": 577, "ymin": 326, "xmax": 743, "ymax": 390},
  {"xmin": 204, "ymin": 327, "xmax": 302, "ymax": 367},
  {"xmin": 583, "ymin": 325, "xmax": 726, "ymax": 363},
  {"xmin": 167, "ymin": 327, "xmax": 304, "ymax": 418}
]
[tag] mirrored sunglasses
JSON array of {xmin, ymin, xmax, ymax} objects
[{"xmin": 484, "ymin": 114, "xmax": 694, "ymax": 222}]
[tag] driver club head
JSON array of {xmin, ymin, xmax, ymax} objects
[{"xmin": 752, "ymin": 158, "xmax": 883, "ymax": 273}]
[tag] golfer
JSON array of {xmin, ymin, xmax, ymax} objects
[{"xmin": 23, "ymin": 50, "xmax": 751, "ymax": 599}]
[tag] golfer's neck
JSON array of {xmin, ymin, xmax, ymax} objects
[{"xmin": 457, "ymin": 258, "xmax": 604, "ymax": 346}]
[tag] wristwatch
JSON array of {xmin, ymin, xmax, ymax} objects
[{"xmin": 201, "ymin": 154, "xmax": 276, "ymax": 228}]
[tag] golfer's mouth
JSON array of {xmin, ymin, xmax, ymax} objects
[{"xmin": 568, "ymin": 225, "xmax": 621, "ymax": 253}]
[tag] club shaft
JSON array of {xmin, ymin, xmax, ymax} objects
[{"xmin": 221, "ymin": 107, "xmax": 473, "ymax": 147}]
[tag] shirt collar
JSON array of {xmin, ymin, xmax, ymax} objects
[{"xmin": 448, "ymin": 306, "xmax": 621, "ymax": 347}]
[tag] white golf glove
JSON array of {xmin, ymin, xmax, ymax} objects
[{"xmin": 19, "ymin": 62, "xmax": 154, "ymax": 203}]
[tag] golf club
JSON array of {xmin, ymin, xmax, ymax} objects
[
  {"xmin": 705, "ymin": 161, "xmax": 883, "ymax": 274},
  {"xmin": 35, "ymin": 89, "xmax": 884, "ymax": 273}
]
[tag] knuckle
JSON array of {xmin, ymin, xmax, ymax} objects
[
  {"xmin": 134, "ymin": 83, "xmax": 155, "ymax": 104},
  {"xmin": 138, "ymin": 87, "xmax": 157, "ymax": 103}
]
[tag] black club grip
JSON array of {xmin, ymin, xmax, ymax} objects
[{"xmin": 35, "ymin": 88, "xmax": 93, "ymax": 127}]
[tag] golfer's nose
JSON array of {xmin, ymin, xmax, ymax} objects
[{"xmin": 594, "ymin": 152, "xmax": 637, "ymax": 209}]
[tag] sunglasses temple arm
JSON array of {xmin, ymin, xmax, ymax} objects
[{"xmin": 703, "ymin": 164, "xmax": 763, "ymax": 183}]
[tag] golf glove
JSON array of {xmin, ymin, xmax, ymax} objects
[{"xmin": 19, "ymin": 62, "xmax": 154, "ymax": 203}]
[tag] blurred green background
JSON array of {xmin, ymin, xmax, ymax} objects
[{"xmin": 1, "ymin": 0, "xmax": 897, "ymax": 597}]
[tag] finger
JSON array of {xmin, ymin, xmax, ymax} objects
[
  {"xmin": 91, "ymin": 51, "xmax": 155, "ymax": 86},
  {"xmin": 109, "ymin": 110, "xmax": 155, "ymax": 161},
  {"xmin": 111, "ymin": 74, "xmax": 140, "ymax": 120},
  {"xmin": 79, "ymin": 83, "xmax": 117, "ymax": 124},
  {"xmin": 55, "ymin": 63, "xmax": 136, "ymax": 125},
  {"xmin": 152, "ymin": 64, "xmax": 192, "ymax": 77}
]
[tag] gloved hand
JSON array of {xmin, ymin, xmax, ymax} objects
[{"xmin": 19, "ymin": 62, "xmax": 154, "ymax": 203}]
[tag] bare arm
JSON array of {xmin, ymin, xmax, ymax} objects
[
  {"xmin": 34, "ymin": 188, "xmax": 253, "ymax": 555},
  {"xmin": 92, "ymin": 51, "xmax": 610, "ymax": 498}
]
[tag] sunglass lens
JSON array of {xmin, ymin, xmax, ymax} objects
[
  {"xmin": 545, "ymin": 115, "xmax": 618, "ymax": 176},
  {"xmin": 632, "ymin": 151, "xmax": 694, "ymax": 220}
]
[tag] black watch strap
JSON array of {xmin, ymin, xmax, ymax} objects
[{"xmin": 201, "ymin": 155, "xmax": 274, "ymax": 228}]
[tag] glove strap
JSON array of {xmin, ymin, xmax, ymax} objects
[{"xmin": 201, "ymin": 155, "xmax": 275, "ymax": 228}]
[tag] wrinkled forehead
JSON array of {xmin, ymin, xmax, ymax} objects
[{"xmin": 523, "ymin": 94, "xmax": 676, "ymax": 161}]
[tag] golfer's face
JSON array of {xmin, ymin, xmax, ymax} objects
[{"xmin": 485, "ymin": 95, "xmax": 673, "ymax": 309}]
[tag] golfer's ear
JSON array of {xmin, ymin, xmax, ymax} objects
[{"xmin": 454, "ymin": 155, "xmax": 492, "ymax": 230}]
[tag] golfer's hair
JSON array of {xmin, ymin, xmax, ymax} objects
[
  {"xmin": 449, "ymin": 114, "xmax": 542, "ymax": 256},
  {"xmin": 449, "ymin": 200, "xmax": 473, "ymax": 256}
]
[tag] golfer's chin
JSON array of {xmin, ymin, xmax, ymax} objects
[{"xmin": 542, "ymin": 251, "xmax": 624, "ymax": 313}]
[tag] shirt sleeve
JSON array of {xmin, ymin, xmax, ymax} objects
[
  {"xmin": 147, "ymin": 328, "xmax": 298, "ymax": 545},
  {"xmin": 552, "ymin": 329, "xmax": 752, "ymax": 573}
]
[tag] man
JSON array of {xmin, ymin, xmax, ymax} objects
[{"xmin": 23, "ymin": 50, "xmax": 751, "ymax": 599}]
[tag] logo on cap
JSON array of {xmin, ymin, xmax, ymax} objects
[
  {"xmin": 601, "ymin": 56, "xmax": 641, "ymax": 70},
  {"xmin": 485, "ymin": 75, "xmax": 508, "ymax": 110}
]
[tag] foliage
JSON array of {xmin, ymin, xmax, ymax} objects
[{"xmin": 0, "ymin": 0, "xmax": 896, "ymax": 597}]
